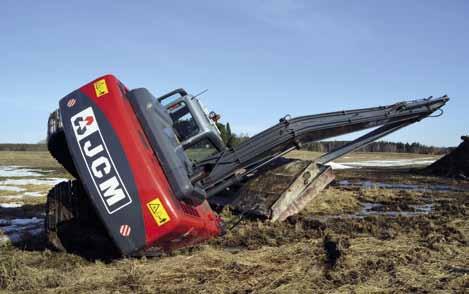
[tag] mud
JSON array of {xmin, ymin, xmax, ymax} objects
[
  {"xmin": 0, "ymin": 159, "xmax": 468, "ymax": 293},
  {"xmin": 335, "ymin": 179, "xmax": 469, "ymax": 193}
]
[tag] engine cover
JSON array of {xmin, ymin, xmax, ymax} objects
[{"xmin": 58, "ymin": 74, "xmax": 221, "ymax": 255}]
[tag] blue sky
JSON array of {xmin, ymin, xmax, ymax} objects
[{"xmin": 1, "ymin": 0, "xmax": 467, "ymax": 146}]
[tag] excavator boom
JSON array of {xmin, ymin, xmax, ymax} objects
[{"xmin": 198, "ymin": 96, "xmax": 448, "ymax": 196}]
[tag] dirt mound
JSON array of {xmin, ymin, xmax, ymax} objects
[{"xmin": 424, "ymin": 136, "xmax": 469, "ymax": 179}]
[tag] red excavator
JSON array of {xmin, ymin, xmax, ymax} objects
[{"xmin": 46, "ymin": 75, "xmax": 448, "ymax": 257}]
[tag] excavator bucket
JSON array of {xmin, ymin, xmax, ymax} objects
[
  {"xmin": 270, "ymin": 163, "xmax": 334, "ymax": 221},
  {"xmin": 210, "ymin": 158, "xmax": 335, "ymax": 221},
  {"xmin": 224, "ymin": 158, "xmax": 335, "ymax": 221}
]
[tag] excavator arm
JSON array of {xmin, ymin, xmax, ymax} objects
[{"xmin": 197, "ymin": 96, "xmax": 449, "ymax": 197}]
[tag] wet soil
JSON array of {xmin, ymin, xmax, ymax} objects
[{"xmin": 0, "ymin": 167, "xmax": 468, "ymax": 293}]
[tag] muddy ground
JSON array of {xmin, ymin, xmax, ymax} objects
[{"xmin": 0, "ymin": 152, "xmax": 468, "ymax": 293}]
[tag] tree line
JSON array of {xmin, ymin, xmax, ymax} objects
[
  {"xmin": 215, "ymin": 122, "xmax": 450, "ymax": 155},
  {"xmin": 303, "ymin": 141, "xmax": 451, "ymax": 155},
  {"xmin": 0, "ymin": 144, "xmax": 47, "ymax": 151}
]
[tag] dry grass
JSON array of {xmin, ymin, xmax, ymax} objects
[
  {"xmin": 0, "ymin": 151, "xmax": 60, "ymax": 168},
  {"xmin": 0, "ymin": 150, "xmax": 467, "ymax": 293},
  {"xmin": 303, "ymin": 187, "xmax": 361, "ymax": 215}
]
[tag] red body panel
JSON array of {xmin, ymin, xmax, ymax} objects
[{"xmin": 78, "ymin": 75, "xmax": 221, "ymax": 251}]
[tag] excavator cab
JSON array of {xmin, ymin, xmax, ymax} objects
[{"xmin": 146, "ymin": 88, "xmax": 227, "ymax": 169}]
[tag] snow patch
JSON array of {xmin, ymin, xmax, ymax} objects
[
  {"xmin": 325, "ymin": 158, "xmax": 436, "ymax": 169},
  {"xmin": 0, "ymin": 166, "xmax": 44, "ymax": 177},
  {"xmin": 24, "ymin": 191, "xmax": 43, "ymax": 197},
  {"xmin": 0, "ymin": 178, "xmax": 67, "ymax": 186},
  {"xmin": 0, "ymin": 202, "xmax": 23, "ymax": 208},
  {"xmin": 0, "ymin": 192, "xmax": 44, "ymax": 200},
  {"xmin": 325, "ymin": 162, "xmax": 354, "ymax": 170},
  {"xmin": 1, "ymin": 195, "xmax": 24, "ymax": 200},
  {"xmin": 341, "ymin": 159, "xmax": 436, "ymax": 167},
  {"xmin": 0, "ymin": 185, "xmax": 26, "ymax": 192}
]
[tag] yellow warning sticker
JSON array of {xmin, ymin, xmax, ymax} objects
[
  {"xmin": 147, "ymin": 198, "xmax": 170, "ymax": 226},
  {"xmin": 93, "ymin": 79, "xmax": 109, "ymax": 97}
]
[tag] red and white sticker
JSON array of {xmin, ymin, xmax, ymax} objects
[
  {"xmin": 67, "ymin": 98, "xmax": 76, "ymax": 108},
  {"xmin": 119, "ymin": 224, "xmax": 131, "ymax": 237}
]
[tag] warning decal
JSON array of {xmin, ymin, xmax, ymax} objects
[
  {"xmin": 93, "ymin": 79, "xmax": 109, "ymax": 97},
  {"xmin": 147, "ymin": 198, "xmax": 170, "ymax": 226}
]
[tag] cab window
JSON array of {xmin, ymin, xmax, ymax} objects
[{"xmin": 168, "ymin": 102, "xmax": 199, "ymax": 142}]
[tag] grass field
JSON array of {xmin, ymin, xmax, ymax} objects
[
  {"xmin": 0, "ymin": 151, "xmax": 61, "ymax": 168},
  {"xmin": 0, "ymin": 150, "xmax": 467, "ymax": 293}
]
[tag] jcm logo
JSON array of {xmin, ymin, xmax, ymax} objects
[
  {"xmin": 73, "ymin": 115, "xmax": 94, "ymax": 135},
  {"xmin": 71, "ymin": 107, "xmax": 132, "ymax": 214}
]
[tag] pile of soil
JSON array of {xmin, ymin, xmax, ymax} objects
[{"xmin": 424, "ymin": 136, "xmax": 469, "ymax": 179}]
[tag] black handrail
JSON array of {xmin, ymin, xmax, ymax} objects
[{"xmin": 156, "ymin": 88, "xmax": 188, "ymax": 103}]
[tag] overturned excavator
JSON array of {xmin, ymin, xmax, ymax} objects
[{"xmin": 46, "ymin": 75, "xmax": 448, "ymax": 256}]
